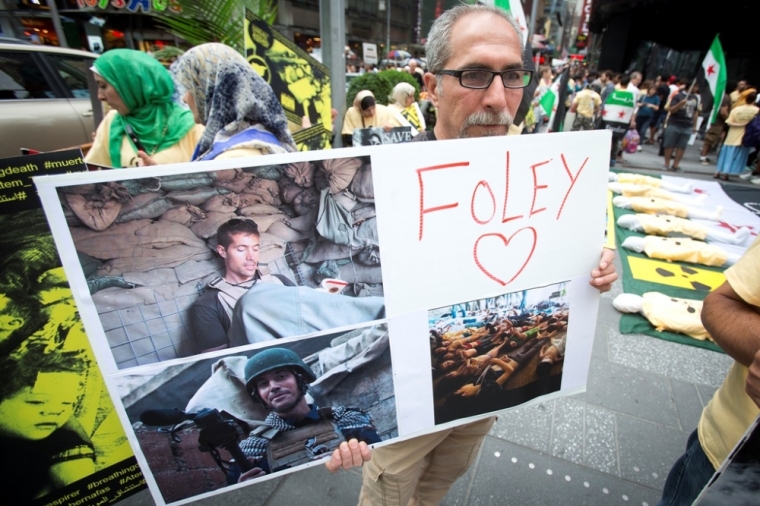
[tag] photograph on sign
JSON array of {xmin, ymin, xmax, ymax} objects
[
  {"xmin": 36, "ymin": 153, "xmax": 383, "ymax": 374},
  {"xmin": 118, "ymin": 323, "xmax": 394, "ymax": 505},
  {"xmin": 429, "ymin": 281, "xmax": 569, "ymax": 424},
  {"xmin": 0, "ymin": 150, "xmax": 146, "ymax": 505}
]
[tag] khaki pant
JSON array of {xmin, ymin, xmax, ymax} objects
[{"xmin": 358, "ymin": 417, "xmax": 495, "ymax": 506}]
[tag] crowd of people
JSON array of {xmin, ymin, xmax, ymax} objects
[{"xmin": 525, "ymin": 65, "xmax": 760, "ymax": 183}]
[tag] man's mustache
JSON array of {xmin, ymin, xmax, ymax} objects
[{"xmin": 459, "ymin": 111, "xmax": 514, "ymax": 138}]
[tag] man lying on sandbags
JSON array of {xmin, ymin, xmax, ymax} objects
[{"xmin": 191, "ymin": 218, "xmax": 385, "ymax": 351}]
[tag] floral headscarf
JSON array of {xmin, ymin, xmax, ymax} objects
[{"xmin": 172, "ymin": 43, "xmax": 296, "ymax": 159}]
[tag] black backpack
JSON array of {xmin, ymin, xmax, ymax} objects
[{"xmin": 742, "ymin": 114, "xmax": 760, "ymax": 148}]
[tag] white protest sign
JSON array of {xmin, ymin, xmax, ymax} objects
[
  {"xmin": 363, "ymin": 42, "xmax": 378, "ymax": 65},
  {"xmin": 34, "ymin": 131, "xmax": 609, "ymax": 505},
  {"xmin": 371, "ymin": 130, "xmax": 612, "ymax": 317}
]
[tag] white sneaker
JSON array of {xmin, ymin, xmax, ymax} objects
[{"xmin": 751, "ymin": 177, "xmax": 760, "ymax": 185}]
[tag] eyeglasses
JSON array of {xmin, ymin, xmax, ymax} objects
[{"xmin": 438, "ymin": 69, "xmax": 533, "ymax": 89}]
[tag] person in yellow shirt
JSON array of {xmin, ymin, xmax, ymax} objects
[
  {"xmin": 85, "ymin": 49, "xmax": 204, "ymax": 168},
  {"xmin": 657, "ymin": 235, "xmax": 760, "ymax": 505},
  {"xmin": 341, "ymin": 90, "xmax": 406, "ymax": 146},
  {"xmin": 569, "ymin": 84, "xmax": 601, "ymax": 131},
  {"xmin": 714, "ymin": 88, "xmax": 759, "ymax": 180}
]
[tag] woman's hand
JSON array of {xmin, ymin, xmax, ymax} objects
[{"xmin": 136, "ymin": 150, "xmax": 158, "ymax": 166}]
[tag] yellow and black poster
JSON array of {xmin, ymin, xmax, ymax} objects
[
  {"xmin": 244, "ymin": 10, "xmax": 332, "ymax": 151},
  {"xmin": 0, "ymin": 150, "xmax": 145, "ymax": 505}
]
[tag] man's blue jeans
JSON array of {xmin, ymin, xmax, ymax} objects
[{"xmin": 657, "ymin": 429, "xmax": 716, "ymax": 506}]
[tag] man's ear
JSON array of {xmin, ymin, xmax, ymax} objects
[
  {"xmin": 216, "ymin": 244, "xmax": 227, "ymax": 259},
  {"xmin": 424, "ymin": 72, "xmax": 440, "ymax": 107}
]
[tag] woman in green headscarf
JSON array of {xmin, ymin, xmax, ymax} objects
[{"xmin": 84, "ymin": 49, "xmax": 204, "ymax": 168}]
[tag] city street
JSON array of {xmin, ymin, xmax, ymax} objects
[{"xmin": 118, "ymin": 138, "xmax": 755, "ymax": 506}]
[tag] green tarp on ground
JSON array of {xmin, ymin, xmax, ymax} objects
[{"xmin": 610, "ymin": 170, "xmax": 724, "ymax": 353}]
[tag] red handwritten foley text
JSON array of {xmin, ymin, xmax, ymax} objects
[{"xmin": 416, "ymin": 152, "xmax": 589, "ymax": 286}]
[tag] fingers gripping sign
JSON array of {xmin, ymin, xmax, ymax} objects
[{"xmin": 325, "ymin": 439, "xmax": 372, "ymax": 473}]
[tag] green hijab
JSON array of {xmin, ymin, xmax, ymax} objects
[{"xmin": 93, "ymin": 49, "xmax": 196, "ymax": 167}]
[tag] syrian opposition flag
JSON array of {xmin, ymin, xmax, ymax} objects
[
  {"xmin": 701, "ymin": 35, "xmax": 727, "ymax": 125},
  {"xmin": 539, "ymin": 74, "xmax": 562, "ymax": 126},
  {"xmin": 601, "ymin": 90, "xmax": 635, "ymax": 124},
  {"xmin": 491, "ymin": 0, "xmax": 529, "ymax": 46}
]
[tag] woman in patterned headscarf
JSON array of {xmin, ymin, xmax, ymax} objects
[
  {"xmin": 172, "ymin": 43, "xmax": 296, "ymax": 161},
  {"xmin": 85, "ymin": 49, "xmax": 203, "ymax": 168}
]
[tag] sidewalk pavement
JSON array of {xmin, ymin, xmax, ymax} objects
[
  {"xmin": 615, "ymin": 135, "xmax": 759, "ymax": 187},
  {"xmin": 120, "ymin": 137, "xmax": 738, "ymax": 506}
]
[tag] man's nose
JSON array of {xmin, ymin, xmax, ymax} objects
[{"xmin": 481, "ymin": 74, "xmax": 508, "ymax": 111}]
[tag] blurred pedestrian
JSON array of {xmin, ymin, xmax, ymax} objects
[
  {"xmin": 714, "ymin": 88, "xmax": 758, "ymax": 180},
  {"xmin": 85, "ymin": 48, "xmax": 203, "ymax": 168},
  {"xmin": 341, "ymin": 90, "xmax": 405, "ymax": 146}
]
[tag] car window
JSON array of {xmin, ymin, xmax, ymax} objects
[
  {"xmin": 0, "ymin": 51, "xmax": 55, "ymax": 100},
  {"xmin": 47, "ymin": 54, "xmax": 94, "ymax": 99}
]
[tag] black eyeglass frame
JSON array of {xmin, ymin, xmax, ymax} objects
[{"xmin": 438, "ymin": 69, "xmax": 534, "ymax": 89}]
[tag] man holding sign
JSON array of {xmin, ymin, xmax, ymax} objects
[{"xmin": 333, "ymin": 5, "xmax": 618, "ymax": 504}]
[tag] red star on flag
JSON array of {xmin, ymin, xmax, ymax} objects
[
  {"xmin": 706, "ymin": 64, "xmax": 716, "ymax": 76},
  {"xmin": 618, "ymin": 110, "xmax": 626, "ymax": 119}
]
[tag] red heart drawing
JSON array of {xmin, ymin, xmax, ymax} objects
[{"xmin": 473, "ymin": 227, "xmax": 537, "ymax": 286}]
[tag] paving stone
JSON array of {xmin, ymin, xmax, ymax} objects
[
  {"xmin": 583, "ymin": 403, "xmax": 619, "ymax": 475},
  {"xmin": 264, "ymin": 465, "xmax": 362, "ymax": 506},
  {"xmin": 490, "ymin": 399, "xmax": 555, "ymax": 453},
  {"xmin": 608, "ymin": 329, "xmax": 732, "ymax": 388},
  {"xmin": 581, "ymin": 357, "xmax": 680, "ymax": 428},
  {"xmin": 464, "ymin": 436, "xmax": 660, "ymax": 506},
  {"xmin": 550, "ymin": 396, "xmax": 585, "ymax": 465},
  {"xmin": 668, "ymin": 378, "xmax": 705, "ymax": 432},
  {"xmin": 616, "ymin": 413, "xmax": 688, "ymax": 490}
]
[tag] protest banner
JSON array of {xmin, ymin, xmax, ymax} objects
[
  {"xmin": 35, "ymin": 130, "xmax": 611, "ymax": 505},
  {"xmin": 352, "ymin": 126, "xmax": 414, "ymax": 146},
  {"xmin": 244, "ymin": 10, "xmax": 332, "ymax": 151},
  {"xmin": 0, "ymin": 149, "xmax": 144, "ymax": 505}
]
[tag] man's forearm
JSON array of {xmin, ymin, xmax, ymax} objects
[{"xmin": 701, "ymin": 283, "xmax": 760, "ymax": 367}]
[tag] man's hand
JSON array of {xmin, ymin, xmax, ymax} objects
[
  {"xmin": 746, "ymin": 349, "xmax": 760, "ymax": 408},
  {"xmin": 590, "ymin": 248, "xmax": 617, "ymax": 293},
  {"xmin": 238, "ymin": 466, "xmax": 266, "ymax": 482},
  {"xmin": 324, "ymin": 439, "xmax": 372, "ymax": 473}
]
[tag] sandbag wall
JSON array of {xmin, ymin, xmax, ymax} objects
[{"xmin": 58, "ymin": 156, "xmax": 381, "ymax": 369}]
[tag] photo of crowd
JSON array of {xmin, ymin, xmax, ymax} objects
[{"xmin": 429, "ymin": 282, "xmax": 570, "ymax": 424}]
